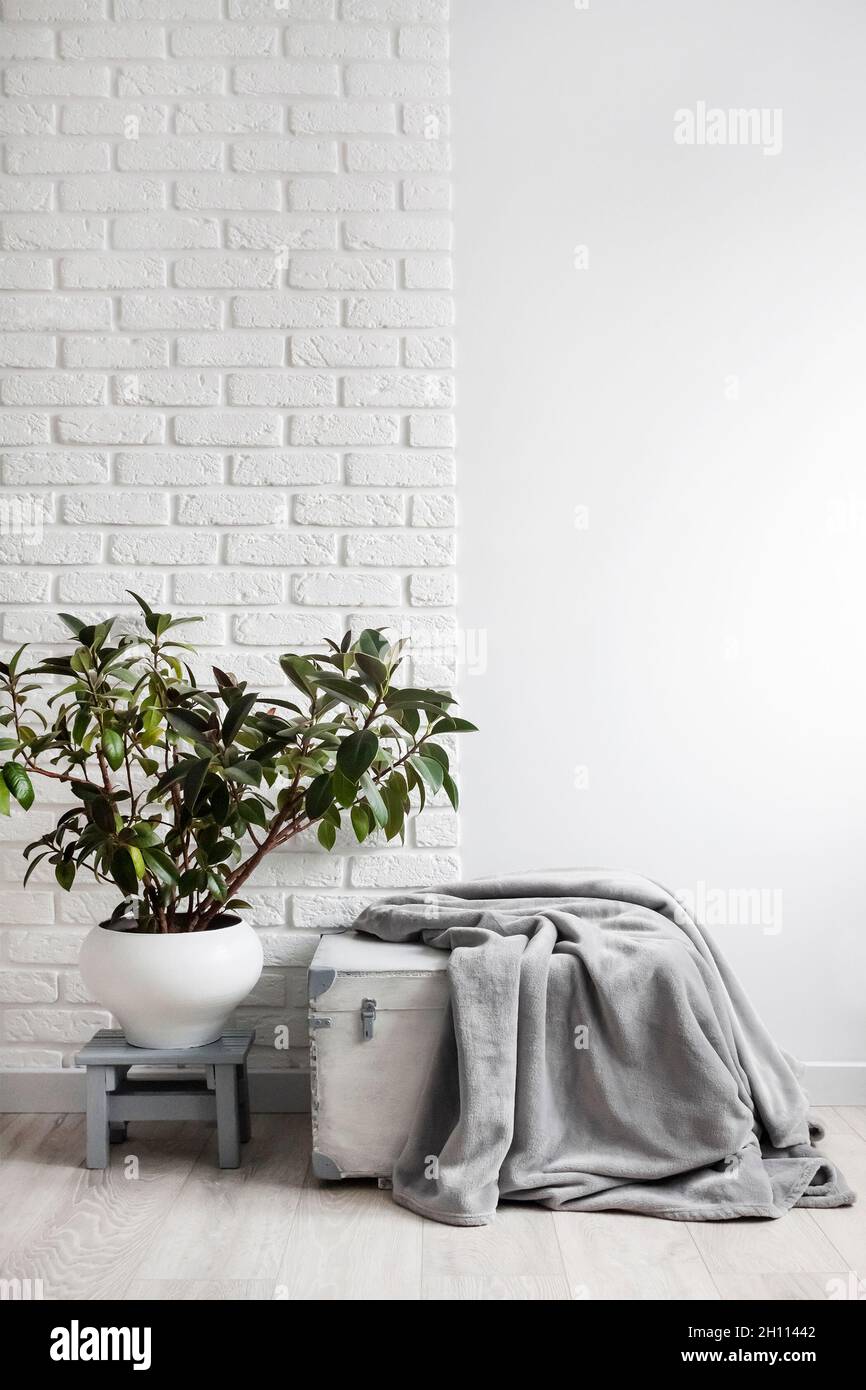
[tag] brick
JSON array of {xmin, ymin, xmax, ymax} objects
[
  {"xmin": 232, "ymin": 451, "xmax": 339, "ymax": 485},
  {"xmin": 289, "ymin": 412, "xmax": 399, "ymax": 446},
  {"xmin": 63, "ymin": 490, "xmax": 170, "ymax": 524},
  {"xmin": 226, "ymin": 214, "xmax": 336, "ymax": 250},
  {"xmin": 347, "ymin": 139, "xmax": 450, "ymax": 173},
  {"xmin": 5, "ymin": 65, "xmax": 111, "ymax": 98},
  {"xmin": 0, "ymin": 413, "xmax": 50, "ymax": 444},
  {"xmin": 230, "ymin": 0, "xmax": 334, "ymax": 14},
  {"xmin": 404, "ymin": 332, "xmax": 453, "ymax": 367},
  {"xmin": 119, "ymin": 293, "xmax": 221, "ymax": 330},
  {"xmin": 295, "ymin": 491, "xmax": 404, "ymax": 526},
  {"xmin": 60, "ymin": 25, "xmax": 164, "ymax": 59},
  {"xmin": 227, "ymin": 373, "xmax": 336, "ymax": 407},
  {"xmin": 0, "ymin": 531, "xmax": 101, "ymax": 564},
  {"xmin": 350, "ymin": 852, "xmax": 457, "ymax": 887},
  {"xmin": 174, "ymin": 570, "xmax": 284, "ymax": 605},
  {"xmin": 0, "ymin": 178, "xmax": 53, "ymax": 212},
  {"xmin": 59, "ymin": 253, "xmax": 165, "ymax": 288},
  {"xmin": 344, "ymin": 213, "xmax": 451, "ymax": 249},
  {"xmin": 287, "ymin": 23, "xmax": 390, "ymax": 58},
  {"xmin": 291, "ymin": 893, "xmax": 372, "ymax": 931},
  {"xmin": 293, "ymin": 572, "xmax": 400, "ymax": 605},
  {"xmin": 176, "ymin": 490, "xmax": 287, "ymax": 525},
  {"xmin": 346, "ymin": 62, "xmax": 448, "ymax": 99},
  {"xmin": 60, "ymin": 101, "xmax": 167, "ymax": 135},
  {"xmin": 170, "ymin": 26, "xmax": 277, "ymax": 58},
  {"xmin": 345, "ymin": 449, "xmax": 453, "ymax": 486},
  {"xmin": 0, "ymin": 294, "xmax": 110, "ymax": 330},
  {"xmin": 59, "ymin": 175, "xmax": 165, "ymax": 212},
  {"xmin": 345, "ymin": 531, "xmax": 454, "ymax": 565},
  {"xmin": 343, "ymin": 370, "xmax": 453, "ymax": 407},
  {"xmin": 290, "ymin": 101, "xmax": 395, "ymax": 134},
  {"xmin": 109, "ymin": 531, "xmax": 218, "ymax": 565},
  {"xmin": 1, "ymin": 373, "xmax": 105, "ymax": 406},
  {"xmin": 174, "ymin": 253, "xmax": 278, "ymax": 289},
  {"xmin": 174, "ymin": 412, "xmax": 281, "ymax": 448},
  {"xmin": 3, "ymin": 450, "xmax": 106, "ymax": 485},
  {"xmin": 62, "ymin": 336, "xmax": 168, "ymax": 368},
  {"xmin": 231, "ymin": 138, "xmax": 337, "ymax": 173},
  {"xmin": 404, "ymin": 254, "xmax": 452, "ymax": 288},
  {"xmin": 288, "ymin": 176, "xmax": 394, "ymax": 211},
  {"xmin": 113, "ymin": 212, "xmax": 220, "ymax": 248},
  {"xmin": 291, "ymin": 332, "xmax": 398, "ymax": 367},
  {"xmin": 0, "ymin": 27, "xmax": 53, "ymax": 60},
  {"xmin": 112, "ymin": 370, "xmax": 220, "ymax": 406},
  {"xmin": 117, "ymin": 64, "xmax": 223, "ymax": 97},
  {"xmin": 115, "ymin": 451, "xmax": 223, "ymax": 485},
  {"xmin": 402, "ymin": 101, "xmax": 450, "ymax": 138},
  {"xmin": 117, "ymin": 0, "xmax": 221, "ymax": 15},
  {"xmin": 346, "ymin": 293, "xmax": 452, "ymax": 327},
  {"xmin": 399, "ymin": 24, "xmax": 449, "ymax": 60},
  {"xmin": 342, "ymin": 0, "xmax": 448, "ymax": 16},
  {"xmin": 5, "ymin": 139, "xmax": 110, "ymax": 175},
  {"xmin": 177, "ymin": 100, "xmax": 282, "ymax": 134},
  {"xmin": 176, "ymin": 333, "xmax": 284, "ymax": 367},
  {"xmin": 234, "ymin": 611, "xmax": 341, "ymax": 646},
  {"xmin": 56, "ymin": 411, "xmax": 165, "ymax": 445},
  {"xmin": 409, "ymin": 570, "xmax": 453, "ymax": 605},
  {"xmin": 117, "ymin": 138, "xmax": 223, "ymax": 171},
  {"xmin": 7, "ymin": 929, "xmax": 87, "ymax": 965},
  {"xmin": 403, "ymin": 175, "xmax": 450, "ymax": 209},
  {"xmin": 226, "ymin": 531, "xmax": 337, "ymax": 566},
  {"xmin": 175, "ymin": 175, "xmax": 280, "ymax": 211},
  {"xmin": 0, "ymin": 971, "xmax": 58, "ymax": 1004},
  {"xmin": 0, "ymin": 254, "xmax": 53, "ymax": 288},
  {"xmin": 408, "ymin": 410, "xmax": 453, "ymax": 446},
  {"xmin": 231, "ymin": 293, "xmax": 339, "ymax": 328},
  {"xmin": 288, "ymin": 254, "xmax": 394, "ymax": 290},
  {"xmin": 411, "ymin": 491, "xmax": 455, "ymax": 526},
  {"xmin": 0, "ymin": 892, "xmax": 54, "ymax": 925},
  {"xmin": 0, "ymin": 102, "xmax": 54, "ymax": 136},
  {"xmin": 6, "ymin": 1008, "xmax": 112, "ymax": 1043},
  {"xmin": 233, "ymin": 63, "xmax": 339, "ymax": 96},
  {"xmin": 0, "ymin": 568, "xmax": 49, "ymax": 602},
  {"xmin": 414, "ymin": 809, "xmax": 458, "ymax": 847},
  {"xmin": 58, "ymin": 569, "xmax": 165, "ymax": 603},
  {"xmin": 0, "ymin": 334, "xmax": 55, "ymax": 367}
]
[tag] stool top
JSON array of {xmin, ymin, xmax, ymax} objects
[{"xmin": 76, "ymin": 1028, "xmax": 254, "ymax": 1067}]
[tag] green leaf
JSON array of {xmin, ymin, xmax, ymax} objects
[
  {"xmin": 305, "ymin": 772, "xmax": 334, "ymax": 820},
  {"xmin": 164, "ymin": 708, "xmax": 211, "ymax": 742},
  {"xmin": 353, "ymin": 651, "xmax": 389, "ymax": 688},
  {"xmin": 57, "ymin": 612, "xmax": 86, "ymax": 636},
  {"xmin": 127, "ymin": 589, "xmax": 154, "ymax": 619},
  {"xmin": 141, "ymin": 847, "xmax": 180, "ymax": 886},
  {"xmin": 223, "ymin": 759, "xmax": 262, "ymax": 787},
  {"xmin": 101, "ymin": 727, "xmax": 125, "ymax": 772},
  {"xmin": 420, "ymin": 740, "xmax": 449, "ymax": 771},
  {"xmin": 238, "ymin": 798, "xmax": 268, "ymax": 830},
  {"xmin": 431, "ymin": 716, "xmax": 479, "ymax": 735},
  {"xmin": 0, "ymin": 777, "xmax": 9, "ymax": 817},
  {"xmin": 315, "ymin": 675, "xmax": 370, "ymax": 707},
  {"xmin": 336, "ymin": 730, "xmax": 378, "ymax": 782},
  {"xmin": 279, "ymin": 653, "xmax": 316, "ymax": 697},
  {"xmin": 317, "ymin": 820, "xmax": 336, "ymax": 851},
  {"xmin": 351, "ymin": 803, "xmax": 372, "ymax": 843},
  {"xmin": 221, "ymin": 692, "xmax": 259, "ymax": 747},
  {"xmin": 183, "ymin": 755, "xmax": 212, "ymax": 810},
  {"xmin": 408, "ymin": 753, "xmax": 444, "ymax": 795},
  {"xmin": 110, "ymin": 847, "xmax": 139, "ymax": 896},
  {"xmin": 360, "ymin": 771, "xmax": 388, "ymax": 829},
  {"xmin": 442, "ymin": 772, "xmax": 459, "ymax": 811},
  {"xmin": 3, "ymin": 762, "xmax": 34, "ymax": 810},
  {"xmin": 55, "ymin": 859, "xmax": 76, "ymax": 891}
]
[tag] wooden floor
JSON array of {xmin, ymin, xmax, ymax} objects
[{"xmin": 0, "ymin": 1107, "xmax": 863, "ymax": 1301}]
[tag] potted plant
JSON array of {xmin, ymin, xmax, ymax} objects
[{"xmin": 0, "ymin": 595, "xmax": 474, "ymax": 1048}]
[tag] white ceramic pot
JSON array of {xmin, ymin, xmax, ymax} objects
[{"xmin": 79, "ymin": 913, "xmax": 264, "ymax": 1049}]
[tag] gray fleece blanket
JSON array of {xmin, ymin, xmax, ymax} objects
[{"xmin": 353, "ymin": 870, "xmax": 855, "ymax": 1226}]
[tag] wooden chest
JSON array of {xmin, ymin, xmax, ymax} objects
[{"xmin": 307, "ymin": 930, "xmax": 449, "ymax": 1180}]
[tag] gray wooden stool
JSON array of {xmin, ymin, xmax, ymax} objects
[{"xmin": 75, "ymin": 1029, "xmax": 254, "ymax": 1170}]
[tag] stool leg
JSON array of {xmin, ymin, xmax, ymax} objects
[
  {"xmin": 109, "ymin": 1122, "xmax": 128, "ymax": 1144},
  {"xmin": 238, "ymin": 1062, "xmax": 251, "ymax": 1143},
  {"xmin": 86, "ymin": 1067, "xmax": 110, "ymax": 1169},
  {"xmin": 215, "ymin": 1065, "xmax": 241, "ymax": 1169}
]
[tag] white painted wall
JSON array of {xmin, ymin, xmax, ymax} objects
[{"xmin": 453, "ymin": 0, "xmax": 866, "ymax": 1062}]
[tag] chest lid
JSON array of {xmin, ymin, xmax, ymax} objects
[{"xmin": 309, "ymin": 929, "xmax": 448, "ymax": 1012}]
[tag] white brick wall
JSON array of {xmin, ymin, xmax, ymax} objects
[{"xmin": 0, "ymin": 0, "xmax": 457, "ymax": 1077}]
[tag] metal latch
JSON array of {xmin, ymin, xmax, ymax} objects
[
  {"xmin": 361, "ymin": 998, "xmax": 377, "ymax": 1041},
  {"xmin": 310, "ymin": 1016, "xmax": 332, "ymax": 1031}
]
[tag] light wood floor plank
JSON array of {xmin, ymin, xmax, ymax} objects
[
  {"xmin": 837, "ymin": 1107, "xmax": 866, "ymax": 1141},
  {"xmin": 712, "ymin": 1271, "xmax": 850, "ymax": 1301},
  {"xmin": 423, "ymin": 1275, "xmax": 572, "ymax": 1300},
  {"xmin": 276, "ymin": 1177, "xmax": 423, "ymax": 1301},
  {"xmin": 135, "ymin": 1115, "xmax": 309, "ymax": 1282},
  {"xmin": 553, "ymin": 1211, "xmax": 719, "ymax": 1300},
  {"xmin": 0, "ymin": 1115, "xmax": 93, "ymax": 1264},
  {"xmin": 813, "ymin": 1107, "xmax": 857, "ymax": 1136},
  {"xmin": 422, "ymin": 1200, "xmax": 566, "ymax": 1280},
  {"xmin": 688, "ymin": 1210, "xmax": 845, "ymax": 1278},
  {"xmin": 126, "ymin": 1279, "xmax": 275, "ymax": 1301},
  {"xmin": 802, "ymin": 1131, "xmax": 866, "ymax": 1272},
  {"xmin": 0, "ymin": 1120, "xmax": 209, "ymax": 1300}
]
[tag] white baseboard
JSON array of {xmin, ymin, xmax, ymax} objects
[
  {"xmin": 0, "ymin": 1068, "xmax": 311, "ymax": 1113},
  {"xmin": 2, "ymin": 1063, "xmax": 865, "ymax": 1114}
]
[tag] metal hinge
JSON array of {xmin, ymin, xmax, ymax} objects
[
  {"xmin": 310, "ymin": 1015, "xmax": 332, "ymax": 1031},
  {"xmin": 361, "ymin": 998, "xmax": 377, "ymax": 1041}
]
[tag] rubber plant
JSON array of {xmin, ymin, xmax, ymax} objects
[{"xmin": 0, "ymin": 595, "xmax": 475, "ymax": 932}]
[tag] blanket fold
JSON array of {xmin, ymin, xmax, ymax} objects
[{"xmin": 353, "ymin": 870, "xmax": 854, "ymax": 1225}]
